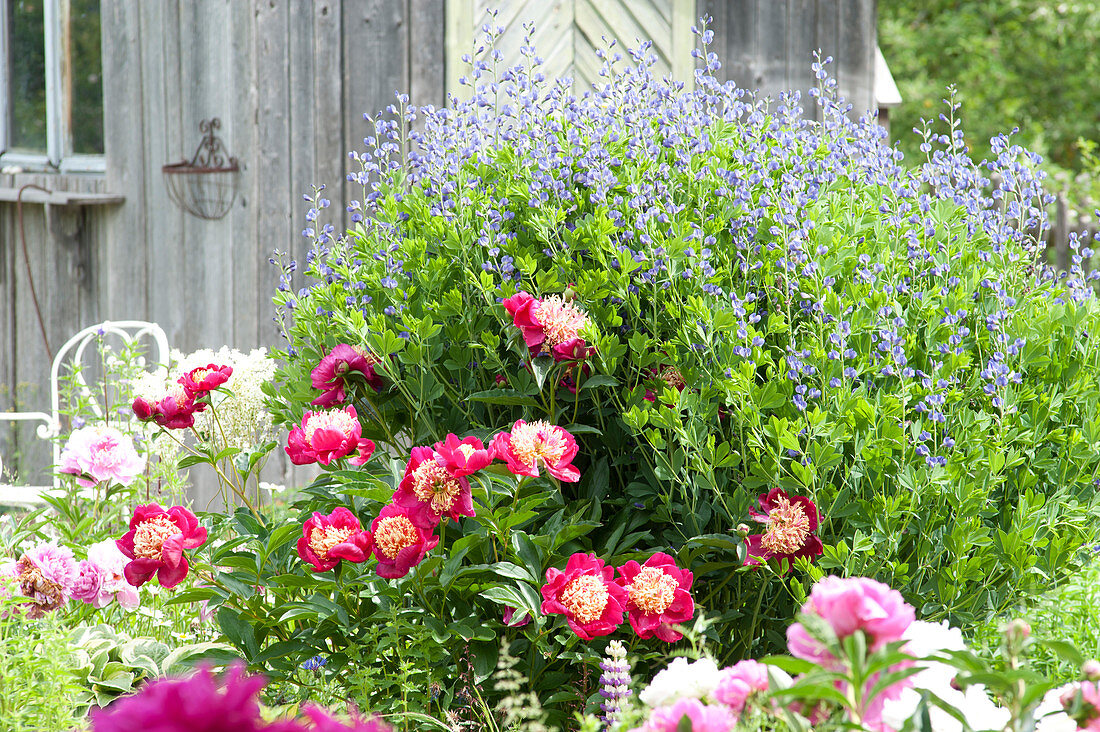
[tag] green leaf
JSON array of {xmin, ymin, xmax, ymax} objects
[
  {"xmin": 468, "ymin": 389, "xmax": 540, "ymax": 407},
  {"xmin": 531, "ymin": 356, "xmax": 554, "ymax": 391}
]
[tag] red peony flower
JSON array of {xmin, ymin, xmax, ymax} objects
[
  {"xmin": 179, "ymin": 363, "xmax": 233, "ymax": 398},
  {"xmin": 370, "ymin": 504, "xmax": 438, "ymax": 579},
  {"xmin": 310, "ymin": 344, "xmax": 384, "ymax": 407},
  {"xmin": 88, "ymin": 663, "xmax": 306, "ymax": 732},
  {"xmin": 502, "ymin": 290, "xmax": 593, "ymax": 362},
  {"xmin": 116, "ymin": 504, "xmax": 208, "ymax": 589},
  {"xmin": 643, "ymin": 365, "xmax": 687, "ymax": 404},
  {"xmin": 285, "ymin": 406, "xmax": 375, "ymax": 466},
  {"xmin": 297, "ymin": 508, "xmax": 373, "ymax": 572},
  {"xmin": 132, "ymin": 384, "xmax": 207, "ymax": 430},
  {"xmin": 490, "ymin": 419, "xmax": 581, "ymax": 482},
  {"xmin": 743, "ymin": 487, "xmax": 823, "ymax": 570},
  {"xmin": 541, "ymin": 552, "xmax": 626, "ymax": 640},
  {"xmin": 392, "ymin": 446, "xmax": 476, "ymax": 529},
  {"xmin": 615, "ymin": 552, "xmax": 695, "ymax": 642},
  {"xmin": 432, "ymin": 433, "xmax": 492, "ymax": 477}
]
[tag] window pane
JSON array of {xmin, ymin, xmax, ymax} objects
[
  {"xmin": 7, "ymin": 0, "xmax": 47, "ymax": 152},
  {"xmin": 66, "ymin": 0, "xmax": 102, "ymax": 155}
]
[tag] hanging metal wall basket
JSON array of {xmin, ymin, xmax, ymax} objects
[{"xmin": 162, "ymin": 118, "xmax": 240, "ymax": 220}]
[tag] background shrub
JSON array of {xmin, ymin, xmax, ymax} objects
[{"xmin": 264, "ymin": 24, "xmax": 1100, "ymax": 719}]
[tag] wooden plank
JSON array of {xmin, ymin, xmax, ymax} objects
[
  {"xmin": 8, "ymin": 204, "xmax": 55, "ymax": 484},
  {"xmin": 786, "ymin": 0, "xmax": 816, "ymax": 107},
  {"xmin": 313, "ymin": 0, "xmax": 344, "ymax": 233},
  {"xmin": 176, "ymin": 0, "xmax": 235, "ymax": 353},
  {"xmin": 445, "ymin": 0, "xmax": 475, "ymax": 99},
  {"xmin": 342, "ymin": 0, "xmax": 408, "ymax": 198},
  {"xmin": 753, "ymin": 0, "xmax": 787, "ymax": 102},
  {"xmin": 670, "ymin": 0, "xmax": 694, "ymax": 88},
  {"xmin": 0, "ymin": 204, "xmax": 16, "ymax": 470},
  {"xmin": 141, "ymin": 0, "xmax": 187, "ymax": 352},
  {"xmin": 0, "ymin": 189, "xmax": 123, "ymax": 205},
  {"xmin": 228, "ymin": 0, "xmax": 259, "ymax": 348},
  {"xmin": 837, "ymin": 0, "xmax": 875, "ymax": 115},
  {"xmin": 101, "ymin": 0, "xmax": 148, "ymax": 325},
  {"xmin": 706, "ymin": 0, "xmax": 758, "ymax": 91},
  {"xmin": 410, "ymin": 0, "xmax": 446, "ymax": 110},
  {"xmin": 254, "ymin": 0, "xmax": 293, "ymax": 349}
]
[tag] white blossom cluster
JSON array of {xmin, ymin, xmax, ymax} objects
[{"xmin": 129, "ymin": 346, "xmax": 278, "ymax": 453}]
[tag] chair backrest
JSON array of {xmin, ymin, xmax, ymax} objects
[{"xmin": 0, "ymin": 320, "xmax": 170, "ymax": 507}]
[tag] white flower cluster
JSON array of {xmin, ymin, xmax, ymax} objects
[
  {"xmin": 638, "ymin": 657, "xmax": 722, "ymax": 708},
  {"xmin": 881, "ymin": 621, "xmax": 1078, "ymax": 732},
  {"xmin": 130, "ymin": 346, "xmax": 278, "ymax": 453}
]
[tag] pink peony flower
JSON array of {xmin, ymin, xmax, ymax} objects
[
  {"xmin": 615, "ymin": 552, "xmax": 694, "ymax": 642},
  {"xmin": 300, "ymin": 705, "xmax": 392, "ymax": 731},
  {"xmin": 310, "ymin": 344, "xmax": 384, "ymax": 407},
  {"xmin": 370, "ymin": 504, "xmax": 439, "ymax": 579},
  {"xmin": 88, "ymin": 663, "xmax": 305, "ymax": 732},
  {"xmin": 630, "ymin": 698, "xmax": 738, "ymax": 732},
  {"xmin": 787, "ymin": 576, "xmax": 915, "ymax": 665},
  {"xmin": 59, "ymin": 425, "xmax": 146, "ymax": 487},
  {"xmin": 132, "ymin": 383, "xmax": 207, "ymax": 430},
  {"xmin": 392, "ymin": 446, "xmax": 476, "ymax": 529},
  {"xmin": 285, "ymin": 406, "xmax": 375, "ymax": 466},
  {"xmin": 490, "ymin": 419, "xmax": 581, "ymax": 482},
  {"xmin": 713, "ymin": 660, "xmax": 770, "ymax": 718},
  {"xmin": 297, "ymin": 508, "xmax": 373, "ymax": 572},
  {"xmin": 432, "ymin": 433, "xmax": 492, "ymax": 477},
  {"xmin": 179, "ymin": 363, "xmax": 233, "ymax": 397},
  {"xmin": 743, "ymin": 487, "xmax": 823, "ymax": 571},
  {"xmin": 503, "ymin": 291, "xmax": 593, "ymax": 362},
  {"xmin": 541, "ymin": 553, "xmax": 626, "ymax": 640},
  {"xmin": 116, "ymin": 504, "xmax": 208, "ymax": 589},
  {"xmin": 10, "ymin": 542, "xmax": 78, "ymax": 618},
  {"xmin": 87, "ymin": 539, "xmax": 140, "ymax": 609},
  {"xmin": 71, "ymin": 559, "xmax": 105, "ymax": 604}
]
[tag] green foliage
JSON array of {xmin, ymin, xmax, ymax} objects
[
  {"xmin": 68, "ymin": 623, "xmax": 234, "ymax": 713},
  {"xmin": 0, "ymin": 601, "xmax": 84, "ymax": 730},
  {"xmin": 880, "ymin": 0, "xmax": 1100, "ymax": 170},
  {"xmin": 258, "ymin": 26, "xmax": 1100, "ymax": 725}
]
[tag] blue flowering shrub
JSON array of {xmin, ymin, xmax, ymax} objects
[{"xmin": 271, "ymin": 26, "xmax": 1100, "ymax": 667}]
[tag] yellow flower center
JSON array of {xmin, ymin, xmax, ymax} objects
[
  {"xmin": 303, "ymin": 410, "xmax": 358, "ymax": 443},
  {"xmin": 15, "ymin": 561, "xmax": 64, "ymax": 610},
  {"xmin": 352, "ymin": 345, "xmax": 377, "ymax": 364},
  {"xmin": 308, "ymin": 525, "xmax": 356, "ymax": 561},
  {"xmin": 533, "ymin": 296, "xmax": 588, "ymax": 348},
  {"xmin": 660, "ymin": 367, "xmax": 686, "ymax": 390},
  {"xmin": 132, "ymin": 515, "xmax": 180, "ymax": 559},
  {"xmin": 761, "ymin": 496, "xmax": 811, "ymax": 555},
  {"xmin": 509, "ymin": 420, "xmax": 568, "ymax": 467},
  {"xmin": 456, "ymin": 444, "xmax": 476, "ymax": 459},
  {"xmin": 559, "ymin": 574, "xmax": 609, "ymax": 624},
  {"xmin": 167, "ymin": 383, "xmax": 188, "ymax": 402},
  {"xmin": 374, "ymin": 515, "xmax": 419, "ymax": 559},
  {"xmin": 627, "ymin": 566, "xmax": 679, "ymax": 615},
  {"xmin": 410, "ymin": 459, "xmax": 462, "ymax": 514},
  {"xmin": 190, "ymin": 368, "xmax": 211, "ymax": 385}
]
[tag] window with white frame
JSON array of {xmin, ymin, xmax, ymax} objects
[{"xmin": 1, "ymin": 0, "xmax": 103, "ymax": 173}]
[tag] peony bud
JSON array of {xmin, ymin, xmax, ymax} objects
[{"xmin": 1084, "ymin": 660, "xmax": 1100, "ymax": 681}]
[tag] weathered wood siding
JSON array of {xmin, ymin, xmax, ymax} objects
[
  {"xmin": 0, "ymin": 0, "xmax": 878, "ymax": 500},
  {"xmin": 705, "ymin": 0, "xmax": 877, "ymax": 116},
  {"xmin": 0, "ymin": 0, "xmax": 445, "ymax": 500}
]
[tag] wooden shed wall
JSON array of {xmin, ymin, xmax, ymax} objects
[{"xmin": 0, "ymin": 0, "xmax": 876, "ymax": 498}]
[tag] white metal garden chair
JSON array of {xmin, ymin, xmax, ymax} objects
[{"xmin": 0, "ymin": 320, "xmax": 170, "ymax": 507}]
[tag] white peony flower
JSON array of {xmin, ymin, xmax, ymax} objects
[
  {"xmin": 1035, "ymin": 684, "xmax": 1077, "ymax": 732},
  {"xmin": 881, "ymin": 621, "xmax": 1011, "ymax": 732},
  {"xmin": 638, "ymin": 657, "xmax": 722, "ymax": 708}
]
